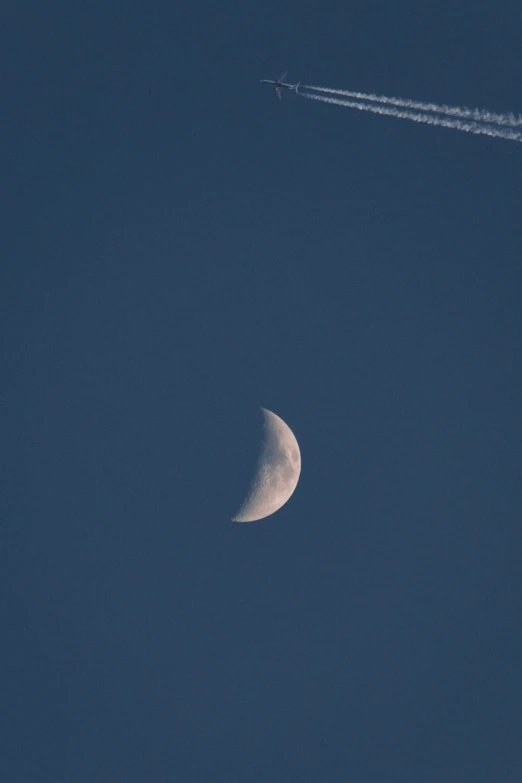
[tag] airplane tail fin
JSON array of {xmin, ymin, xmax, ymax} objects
[{"xmin": 294, "ymin": 82, "xmax": 300, "ymax": 94}]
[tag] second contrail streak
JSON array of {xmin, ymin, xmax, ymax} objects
[
  {"xmin": 304, "ymin": 85, "xmax": 522, "ymax": 129},
  {"xmin": 301, "ymin": 91, "xmax": 522, "ymax": 144}
]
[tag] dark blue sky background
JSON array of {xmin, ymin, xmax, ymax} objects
[{"xmin": 3, "ymin": 1, "xmax": 522, "ymax": 780}]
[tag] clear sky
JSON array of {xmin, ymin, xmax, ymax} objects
[{"xmin": 4, "ymin": 1, "xmax": 522, "ymax": 781}]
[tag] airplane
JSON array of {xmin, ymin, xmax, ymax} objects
[{"xmin": 260, "ymin": 71, "xmax": 300, "ymax": 99}]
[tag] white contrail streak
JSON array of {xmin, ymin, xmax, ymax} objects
[
  {"xmin": 304, "ymin": 84, "xmax": 522, "ymax": 128},
  {"xmin": 301, "ymin": 91, "xmax": 522, "ymax": 144}
]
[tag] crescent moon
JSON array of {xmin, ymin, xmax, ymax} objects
[{"xmin": 232, "ymin": 408, "xmax": 301, "ymax": 523}]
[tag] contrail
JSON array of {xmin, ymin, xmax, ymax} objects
[
  {"xmin": 304, "ymin": 84, "xmax": 522, "ymax": 129},
  {"xmin": 301, "ymin": 91, "xmax": 522, "ymax": 144}
]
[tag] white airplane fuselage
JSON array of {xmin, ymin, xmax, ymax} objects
[{"xmin": 260, "ymin": 77, "xmax": 300, "ymax": 97}]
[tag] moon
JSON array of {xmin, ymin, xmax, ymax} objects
[{"xmin": 232, "ymin": 408, "xmax": 301, "ymax": 523}]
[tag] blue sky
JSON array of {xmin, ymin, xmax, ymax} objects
[{"xmin": 3, "ymin": 1, "xmax": 522, "ymax": 781}]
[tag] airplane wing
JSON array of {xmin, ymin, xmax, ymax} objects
[{"xmin": 277, "ymin": 71, "xmax": 288, "ymax": 83}]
